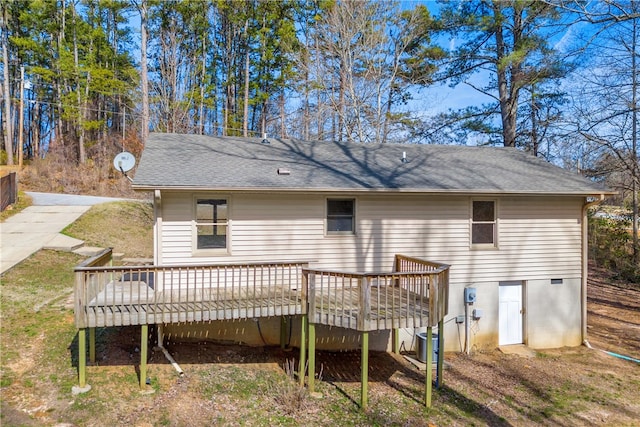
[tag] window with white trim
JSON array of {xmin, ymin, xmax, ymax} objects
[
  {"xmin": 471, "ymin": 200, "xmax": 496, "ymax": 246},
  {"xmin": 327, "ymin": 199, "xmax": 355, "ymax": 234},
  {"xmin": 195, "ymin": 198, "xmax": 228, "ymax": 250}
]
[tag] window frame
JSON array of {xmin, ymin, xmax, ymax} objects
[
  {"xmin": 326, "ymin": 198, "xmax": 356, "ymax": 236},
  {"xmin": 192, "ymin": 195, "xmax": 231, "ymax": 256},
  {"xmin": 470, "ymin": 198, "xmax": 498, "ymax": 249}
]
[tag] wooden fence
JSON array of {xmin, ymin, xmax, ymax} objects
[{"xmin": 1, "ymin": 172, "xmax": 17, "ymax": 211}]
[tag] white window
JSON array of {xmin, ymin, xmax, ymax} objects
[
  {"xmin": 195, "ymin": 198, "xmax": 228, "ymax": 250},
  {"xmin": 327, "ymin": 199, "xmax": 355, "ymax": 234},
  {"xmin": 471, "ymin": 200, "xmax": 497, "ymax": 247}
]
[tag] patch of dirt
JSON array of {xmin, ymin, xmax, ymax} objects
[{"xmin": 587, "ymin": 262, "xmax": 640, "ymax": 358}]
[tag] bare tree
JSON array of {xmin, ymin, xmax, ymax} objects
[{"xmin": 571, "ymin": 0, "xmax": 639, "ymax": 263}]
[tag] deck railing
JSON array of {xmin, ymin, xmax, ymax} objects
[
  {"xmin": 74, "ymin": 251, "xmax": 449, "ymax": 332},
  {"xmin": 74, "ymin": 249, "xmax": 307, "ymax": 328},
  {"xmin": 303, "ymin": 255, "xmax": 449, "ymax": 331}
]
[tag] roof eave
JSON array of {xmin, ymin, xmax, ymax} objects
[{"xmin": 132, "ymin": 184, "xmax": 615, "ymax": 198}]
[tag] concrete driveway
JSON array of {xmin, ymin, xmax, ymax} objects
[{"xmin": 0, "ymin": 192, "xmax": 125, "ymax": 274}]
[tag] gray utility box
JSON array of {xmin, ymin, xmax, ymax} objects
[{"xmin": 415, "ymin": 332, "xmax": 438, "ymax": 363}]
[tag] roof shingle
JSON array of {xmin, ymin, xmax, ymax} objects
[{"xmin": 132, "ymin": 133, "xmax": 610, "ymax": 196}]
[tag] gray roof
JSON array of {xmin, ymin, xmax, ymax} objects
[{"xmin": 132, "ymin": 133, "xmax": 610, "ymax": 196}]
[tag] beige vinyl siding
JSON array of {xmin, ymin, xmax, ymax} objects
[
  {"xmin": 160, "ymin": 192, "xmax": 194, "ymax": 264},
  {"xmin": 158, "ymin": 192, "xmax": 584, "ymax": 283},
  {"xmin": 497, "ymin": 196, "xmax": 583, "ymax": 280},
  {"xmin": 158, "ymin": 191, "xmax": 585, "ymax": 351}
]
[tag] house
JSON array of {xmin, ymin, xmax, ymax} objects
[{"xmin": 127, "ymin": 132, "xmax": 610, "ymax": 354}]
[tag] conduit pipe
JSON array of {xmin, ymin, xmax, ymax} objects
[
  {"xmin": 464, "ymin": 303, "xmax": 470, "ymax": 355},
  {"xmin": 584, "ymin": 340, "xmax": 640, "ymax": 364},
  {"xmin": 157, "ymin": 325, "xmax": 185, "ymax": 376}
]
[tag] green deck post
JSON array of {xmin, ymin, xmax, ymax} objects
[
  {"xmin": 299, "ymin": 314, "xmax": 307, "ymax": 386},
  {"xmin": 140, "ymin": 324, "xmax": 148, "ymax": 389},
  {"xmin": 78, "ymin": 328, "xmax": 86, "ymax": 387},
  {"xmin": 361, "ymin": 331, "xmax": 369, "ymax": 409},
  {"xmin": 437, "ymin": 319, "xmax": 444, "ymax": 388},
  {"xmin": 308, "ymin": 322, "xmax": 316, "ymax": 393},
  {"xmin": 89, "ymin": 328, "xmax": 96, "ymax": 363},
  {"xmin": 280, "ymin": 316, "xmax": 287, "ymax": 349},
  {"xmin": 392, "ymin": 328, "xmax": 400, "ymax": 354},
  {"xmin": 425, "ymin": 326, "xmax": 433, "ymax": 407}
]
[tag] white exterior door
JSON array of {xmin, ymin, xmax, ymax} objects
[{"xmin": 499, "ymin": 281, "xmax": 523, "ymax": 345}]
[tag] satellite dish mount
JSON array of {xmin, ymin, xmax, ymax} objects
[{"xmin": 113, "ymin": 151, "xmax": 136, "ymax": 182}]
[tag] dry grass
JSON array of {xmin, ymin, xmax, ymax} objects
[
  {"xmin": 17, "ymin": 135, "xmax": 145, "ymax": 199},
  {"xmin": 63, "ymin": 201, "xmax": 153, "ymax": 258},
  {"xmin": 0, "ymin": 191, "xmax": 32, "ymax": 221}
]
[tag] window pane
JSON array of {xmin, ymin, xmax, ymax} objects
[
  {"xmin": 473, "ymin": 201, "xmax": 495, "ymax": 222},
  {"xmin": 327, "ymin": 199, "xmax": 354, "ymax": 233},
  {"xmin": 197, "ymin": 199, "xmax": 227, "ymax": 222},
  {"xmin": 197, "ymin": 224, "xmax": 227, "ymax": 249},
  {"xmin": 327, "ymin": 217, "xmax": 353, "ymax": 232},
  {"xmin": 197, "ymin": 202, "xmax": 212, "ymax": 221},
  {"xmin": 328, "ymin": 200, "xmax": 354, "ymax": 216},
  {"xmin": 196, "ymin": 199, "xmax": 228, "ymax": 249},
  {"xmin": 472, "ymin": 223, "xmax": 494, "ymax": 244}
]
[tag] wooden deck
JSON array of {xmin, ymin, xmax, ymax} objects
[
  {"xmin": 74, "ymin": 251, "xmax": 450, "ymax": 406},
  {"xmin": 75, "ymin": 251, "xmax": 449, "ymax": 332}
]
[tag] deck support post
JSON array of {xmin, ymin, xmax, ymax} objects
[
  {"xmin": 280, "ymin": 316, "xmax": 287, "ymax": 349},
  {"xmin": 299, "ymin": 314, "xmax": 307, "ymax": 386},
  {"xmin": 361, "ymin": 331, "xmax": 369, "ymax": 409},
  {"xmin": 78, "ymin": 328, "xmax": 86, "ymax": 387},
  {"xmin": 308, "ymin": 322, "xmax": 316, "ymax": 393},
  {"xmin": 89, "ymin": 328, "xmax": 96, "ymax": 363},
  {"xmin": 425, "ymin": 326, "xmax": 433, "ymax": 408},
  {"xmin": 392, "ymin": 328, "xmax": 400, "ymax": 354},
  {"xmin": 140, "ymin": 324, "xmax": 148, "ymax": 389},
  {"xmin": 437, "ymin": 319, "xmax": 444, "ymax": 388}
]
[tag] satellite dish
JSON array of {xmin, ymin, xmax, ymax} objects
[{"xmin": 113, "ymin": 151, "xmax": 136, "ymax": 173}]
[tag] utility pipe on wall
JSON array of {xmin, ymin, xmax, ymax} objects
[{"xmin": 464, "ymin": 303, "xmax": 470, "ymax": 354}]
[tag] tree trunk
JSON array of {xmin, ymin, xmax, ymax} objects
[
  {"xmin": 279, "ymin": 90, "xmax": 286, "ymax": 138},
  {"xmin": 18, "ymin": 65, "xmax": 24, "ymax": 168},
  {"xmin": 243, "ymin": 19, "xmax": 249, "ymax": 138},
  {"xmin": 199, "ymin": 35, "xmax": 206, "ymax": 135},
  {"xmin": 338, "ymin": 59, "xmax": 345, "ymax": 142},
  {"xmin": 140, "ymin": 0, "xmax": 149, "ymax": 141},
  {"xmin": 32, "ymin": 101, "xmax": 40, "ymax": 159},
  {"xmin": 493, "ymin": 2, "xmax": 518, "ymax": 148},
  {"xmin": 631, "ymin": 9, "xmax": 639, "ymax": 264},
  {"xmin": 531, "ymin": 88, "xmax": 539, "ymax": 156},
  {"xmin": 2, "ymin": 4, "xmax": 13, "ymax": 165},
  {"xmin": 73, "ymin": 5, "xmax": 86, "ymax": 164}
]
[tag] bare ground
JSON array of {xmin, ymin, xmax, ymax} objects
[
  {"xmin": 1, "ymin": 263, "xmax": 639, "ymax": 426},
  {"xmin": 586, "ymin": 263, "xmax": 640, "ymax": 358}
]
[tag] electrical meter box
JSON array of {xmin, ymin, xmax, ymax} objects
[{"xmin": 464, "ymin": 287, "xmax": 477, "ymax": 304}]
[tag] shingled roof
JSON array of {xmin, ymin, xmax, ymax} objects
[{"xmin": 132, "ymin": 133, "xmax": 610, "ymax": 196}]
